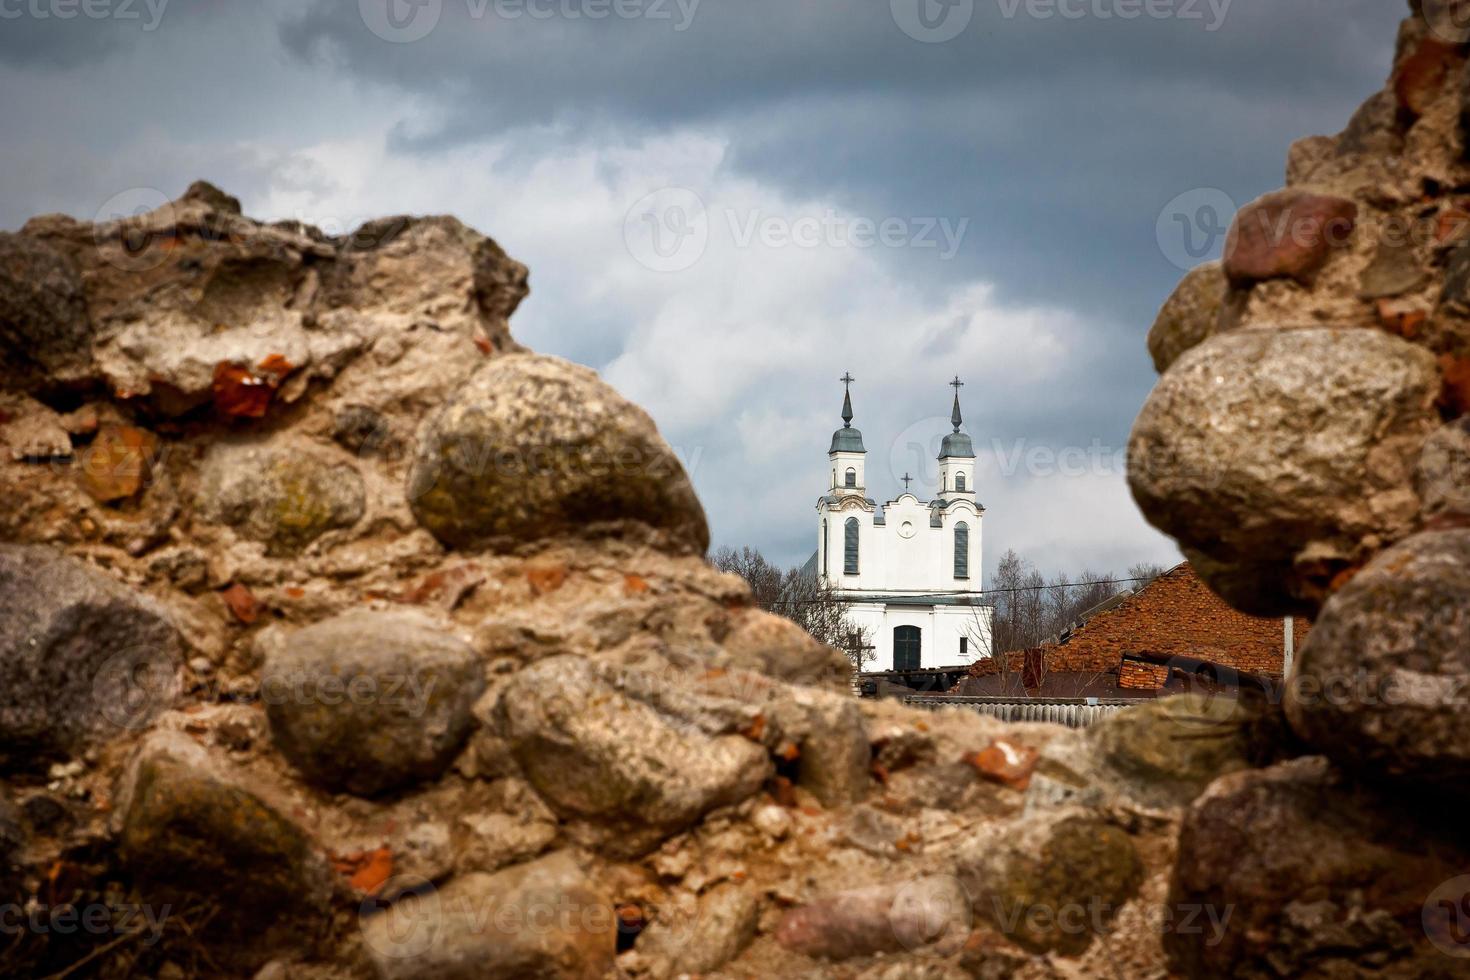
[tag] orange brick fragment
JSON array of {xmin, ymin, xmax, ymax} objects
[
  {"xmin": 219, "ymin": 582, "xmax": 262, "ymax": 625},
  {"xmin": 526, "ymin": 563, "xmax": 568, "ymax": 596},
  {"xmin": 964, "ymin": 738, "xmax": 1039, "ymax": 791}
]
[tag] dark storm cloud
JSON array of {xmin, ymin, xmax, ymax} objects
[
  {"xmin": 0, "ymin": 0, "xmax": 1414, "ymax": 573},
  {"xmin": 270, "ymin": 0, "xmax": 1403, "ymax": 332}
]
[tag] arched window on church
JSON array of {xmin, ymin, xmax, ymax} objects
[
  {"xmin": 894, "ymin": 625, "xmax": 921, "ymax": 670},
  {"xmin": 844, "ymin": 517, "xmax": 860, "ymax": 575},
  {"xmin": 822, "ymin": 520, "xmax": 829, "ymax": 577},
  {"xmin": 955, "ymin": 472, "xmax": 966, "ymax": 492},
  {"xmin": 844, "ymin": 467, "xmax": 856, "ymax": 489},
  {"xmin": 954, "ymin": 522, "xmax": 970, "ymax": 579}
]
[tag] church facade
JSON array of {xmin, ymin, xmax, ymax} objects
[{"xmin": 810, "ymin": 376, "xmax": 994, "ymax": 672}]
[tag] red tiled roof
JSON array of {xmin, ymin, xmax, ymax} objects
[{"xmin": 966, "ymin": 562, "xmax": 1302, "ymax": 685}]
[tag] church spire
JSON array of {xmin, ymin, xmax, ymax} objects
[
  {"xmin": 840, "ymin": 372, "xmax": 855, "ymax": 427},
  {"xmin": 950, "ymin": 376, "xmax": 964, "ymax": 432}
]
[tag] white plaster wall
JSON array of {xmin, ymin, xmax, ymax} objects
[{"xmin": 847, "ymin": 601, "xmax": 994, "ymax": 671}]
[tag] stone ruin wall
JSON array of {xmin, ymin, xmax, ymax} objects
[{"xmin": 0, "ymin": 2, "xmax": 1468, "ymax": 976}]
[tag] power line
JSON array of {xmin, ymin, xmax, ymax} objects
[{"xmin": 761, "ymin": 574, "xmax": 1160, "ymax": 608}]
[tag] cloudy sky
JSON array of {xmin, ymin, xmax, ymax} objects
[{"xmin": 0, "ymin": 0, "xmax": 1404, "ymax": 579}]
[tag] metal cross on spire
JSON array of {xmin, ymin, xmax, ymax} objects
[
  {"xmin": 949, "ymin": 376, "xmax": 964, "ymax": 432},
  {"xmin": 840, "ymin": 372, "xmax": 855, "ymax": 427},
  {"xmin": 902, "ymin": 472, "xmax": 914, "ymax": 491}
]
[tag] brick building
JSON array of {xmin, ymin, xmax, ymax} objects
[{"xmin": 950, "ymin": 562, "xmax": 1303, "ymax": 700}]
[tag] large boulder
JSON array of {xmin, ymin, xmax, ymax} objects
[
  {"xmin": 496, "ymin": 656, "xmax": 769, "ymax": 846},
  {"xmin": 263, "ymin": 609, "xmax": 485, "ymax": 796},
  {"xmin": 775, "ymin": 875, "xmax": 971, "ymax": 961},
  {"xmin": 1166, "ymin": 757, "xmax": 1468, "ymax": 978},
  {"xmin": 0, "ymin": 231, "xmax": 91, "ymax": 387},
  {"xmin": 407, "ymin": 354, "xmax": 708, "ymax": 554},
  {"xmin": 118, "ymin": 733, "xmax": 335, "ymax": 968},
  {"xmin": 0, "ymin": 785, "xmax": 23, "ymax": 907},
  {"xmin": 959, "ymin": 811, "xmax": 1143, "ymax": 956},
  {"xmin": 1285, "ymin": 529, "xmax": 1470, "ymax": 792},
  {"xmin": 1146, "ymin": 260, "xmax": 1225, "ymax": 374},
  {"xmin": 1416, "ymin": 417, "xmax": 1470, "ymax": 519},
  {"xmin": 636, "ymin": 883, "xmax": 761, "ymax": 977},
  {"xmin": 0, "ymin": 545, "xmax": 181, "ymax": 765},
  {"xmin": 196, "ymin": 441, "xmax": 366, "ymax": 555},
  {"xmin": 1087, "ymin": 694, "xmax": 1265, "ymax": 808},
  {"xmin": 1128, "ymin": 326, "xmax": 1440, "ymax": 615},
  {"xmin": 360, "ymin": 850, "xmax": 615, "ymax": 980}
]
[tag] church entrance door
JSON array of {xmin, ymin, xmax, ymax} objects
[{"xmin": 893, "ymin": 626, "xmax": 921, "ymax": 670}]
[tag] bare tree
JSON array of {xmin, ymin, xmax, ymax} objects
[{"xmin": 714, "ymin": 546, "xmax": 874, "ymax": 671}]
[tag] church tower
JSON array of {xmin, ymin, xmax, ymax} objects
[
  {"xmin": 829, "ymin": 372, "xmax": 866, "ymax": 495},
  {"xmin": 936, "ymin": 376, "xmax": 976, "ymax": 503}
]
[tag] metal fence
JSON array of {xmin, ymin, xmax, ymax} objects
[{"xmin": 900, "ymin": 695, "xmax": 1138, "ymax": 728}]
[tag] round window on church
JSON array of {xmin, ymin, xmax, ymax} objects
[{"xmin": 899, "ymin": 521, "xmax": 915, "ymax": 539}]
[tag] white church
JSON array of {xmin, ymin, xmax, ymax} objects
[{"xmin": 806, "ymin": 375, "xmax": 994, "ymax": 673}]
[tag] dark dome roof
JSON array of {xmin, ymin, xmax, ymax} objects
[
  {"xmin": 830, "ymin": 427, "xmax": 867, "ymax": 453},
  {"xmin": 939, "ymin": 430, "xmax": 974, "ymax": 459}
]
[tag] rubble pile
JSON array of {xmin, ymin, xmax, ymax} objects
[{"xmin": 0, "ymin": 4, "xmax": 1467, "ymax": 975}]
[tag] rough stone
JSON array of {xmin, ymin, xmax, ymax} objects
[
  {"xmin": 1128, "ymin": 327, "xmax": 1441, "ymax": 615},
  {"xmin": 118, "ymin": 732, "xmax": 334, "ymax": 966},
  {"xmin": 793, "ymin": 689, "xmax": 871, "ymax": 807},
  {"xmin": 361, "ymin": 850, "xmax": 615, "ymax": 980},
  {"xmin": 775, "ymin": 875, "xmax": 971, "ymax": 960},
  {"xmin": 1, "ymin": 395, "xmax": 72, "ymax": 461},
  {"xmin": 0, "ymin": 545, "xmax": 181, "ymax": 764},
  {"xmin": 1146, "ymin": 260, "xmax": 1225, "ymax": 374},
  {"xmin": 718, "ymin": 609, "xmax": 852, "ymax": 687},
  {"xmin": 1286, "ymin": 530, "xmax": 1470, "ymax": 792},
  {"xmin": 197, "ymin": 441, "xmax": 366, "ymax": 555},
  {"xmin": 960, "ymin": 811, "xmax": 1143, "ymax": 956},
  {"xmin": 0, "ymin": 231, "xmax": 91, "ymax": 386},
  {"xmin": 1357, "ymin": 238, "xmax": 1427, "ymax": 299},
  {"xmin": 407, "ymin": 354, "xmax": 708, "ymax": 554},
  {"xmin": 1222, "ymin": 189, "xmax": 1357, "ymax": 286},
  {"xmin": 636, "ymin": 883, "xmax": 760, "ymax": 977},
  {"xmin": 264, "ymin": 609, "xmax": 484, "ymax": 796},
  {"xmin": 1166, "ymin": 756, "xmax": 1468, "ymax": 979},
  {"xmin": 77, "ymin": 424, "xmax": 161, "ymax": 503},
  {"xmin": 0, "ymin": 785, "xmax": 23, "ymax": 906},
  {"xmin": 1416, "ymin": 417, "xmax": 1470, "ymax": 518},
  {"xmin": 497, "ymin": 656, "xmax": 770, "ymax": 844},
  {"xmin": 1088, "ymin": 694, "xmax": 1259, "ymax": 808}
]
